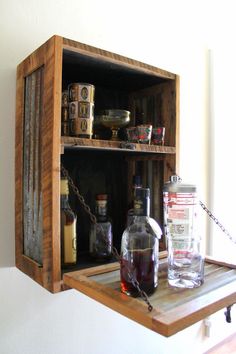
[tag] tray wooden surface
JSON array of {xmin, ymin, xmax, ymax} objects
[{"xmin": 63, "ymin": 252, "xmax": 236, "ymax": 337}]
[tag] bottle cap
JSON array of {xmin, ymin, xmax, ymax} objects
[
  {"xmin": 96, "ymin": 194, "xmax": 108, "ymax": 200},
  {"xmin": 133, "ymin": 175, "xmax": 142, "ymax": 187},
  {"xmin": 163, "ymin": 175, "xmax": 197, "ymax": 193}
]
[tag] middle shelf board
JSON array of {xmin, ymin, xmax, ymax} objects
[{"xmin": 61, "ymin": 137, "xmax": 176, "ymax": 155}]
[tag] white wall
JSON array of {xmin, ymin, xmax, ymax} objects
[
  {"xmin": 207, "ymin": 48, "xmax": 236, "ymax": 261},
  {"xmin": 1, "ymin": 1, "xmax": 236, "ymax": 353}
]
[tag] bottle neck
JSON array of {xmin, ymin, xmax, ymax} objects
[
  {"xmin": 96, "ymin": 199, "xmax": 108, "ymax": 222},
  {"xmin": 61, "ymin": 194, "xmax": 70, "ymax": 209},
  {"xmin": 134, "ymin": 195, "xmax": 150, "ymax": 217}
]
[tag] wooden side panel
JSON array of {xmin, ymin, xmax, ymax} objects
[{"xmin": 15, "ymin": 35, "xmax": 63, "ymax": 292}]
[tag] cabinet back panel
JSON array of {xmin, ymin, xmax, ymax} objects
[{"xmin": 61, "ymin": 150, "xmax": 128, "ymax": 257}]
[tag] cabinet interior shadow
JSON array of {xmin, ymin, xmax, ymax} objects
[{"xmin": 61, "ymin": 150, "xmax": 128, "ymax": 257}]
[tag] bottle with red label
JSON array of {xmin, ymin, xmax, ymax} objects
[
  {"xmin": 163, "ymin": 175, "xmax": 198, "ymax": 238},
  {"xmin": 163, "ymin": 175, "xmax": 204, "ymax": 288}
]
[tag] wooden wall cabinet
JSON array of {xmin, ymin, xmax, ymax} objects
[
  {"xmin": 15, "ymin": 36, "xmax": 236, "ymax": 338},
  {"xmin": 15, "ymin": 35, "xmax": 179, "ymax": 293}
]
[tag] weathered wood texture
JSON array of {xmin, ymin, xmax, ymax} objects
[
  {"xmin": 62, "ymin": 37, "xmax": 176, "ymax": 81},
  {"xmin": 63, "ymin": 254, "xmax": 236, "ymax": 337},
  {"xmin": 15, "ymin": 35, "xmax": 63, "ymax": 292},
  {"xmin": 23, "ymin": 67, "xmax": 43, "ymax": 264},
  {"xmin": 16, "ymin": 34, "xmax": 179, "ymax": 293},
  {"xmin": 61, "ymin": 136, "xmax": 176, "ymax": 154}
]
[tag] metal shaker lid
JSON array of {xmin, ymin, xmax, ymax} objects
[{"xmin": 163, "ymin": 175, "xmax": 197, "ymax": 193}]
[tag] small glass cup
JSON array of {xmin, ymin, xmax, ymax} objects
[
  {"xmin": 126, "ymin": 126, "xmax": 138, "ymax": 143},
  {"xmin": 137, "ymin": 124, "xmax": 152, "ymax": 144},
  {"xmin": 167, "ymin": 236, "xmax": 204, "ymax": 288},
  {"xmin": 152, "ymin": 127, "xmax": 165, "ymax": 145}
]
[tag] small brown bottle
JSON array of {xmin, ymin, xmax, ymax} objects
[
  {"xmin": 89, "ymin": 194, "xmax": 113, "ymax": 261},
  {"xmin": 60, "ymin": 178, "xmax": 77, "ymax": 267}
]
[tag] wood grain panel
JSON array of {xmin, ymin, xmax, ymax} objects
[
  {"xmin": 63, "ymin": 255, "xmax": 236, "ymax": 337},
  {"xmin": 63, "ymin": 37, "xmax": 176, "ymax": 80},
  {"xmin": 61, "ymin": 136, "xmax": 176, "ymax": 154},
  {"xmin": 15, "ymin": 35, "xmax": 63, "ymax": 292},
  {"xmin": 23, "ymin": 67, "xmax": 43, "ymax": 264}
]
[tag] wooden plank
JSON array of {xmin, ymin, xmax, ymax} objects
[
  {"xmin": 15, "ymin": 35, "xmax": 63, "ymax": 293},
  {"xmin": 61, "ymin": 136, "xmax": 176, "ymax": 154},
  {"xmin": 41, "ymin": 35, "xmax": 62, "ymax": 293},
  {"xmin": 62, "ymin": 37, "xmax": 176, "ymax": 81},
  {"xmin": 63, "ymin": 256, "xmax": 236, "ymax": 337}
]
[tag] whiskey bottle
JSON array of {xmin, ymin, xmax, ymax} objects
[
  {"xmin": 89, "ymin": 194, "xmax": 113, "ymax": 261},
  {"xmin": 127, "ymin": 175, "xmax": 142, "ymax": 226},
  {"xmin": 120, "ymin": 188, "xmax": 162, "ymax": 296},
  {"xmin": 60, "ymin": 178, "xmax": 77, "ymax": 267}
]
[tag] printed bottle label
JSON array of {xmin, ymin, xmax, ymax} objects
[{"xmin": 64, "ymin": 220, "xmax": 76, "ymax": 263}]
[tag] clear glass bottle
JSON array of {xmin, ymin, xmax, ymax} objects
[
  {"xmin": 163, "ymin": 175, "xmax": 204, "ymax": 288},
  {"xmin": 60, "ymin": 178, "xmax": 77, "ymax": 267},
  {"xmin": 127, "ymin": 175, "xmax": 142, "ymax": 226},
  {"xmin": 120, "ymin": 188, "xmax": 162, "ymax": 296},
  {"xmin": 89, "ymin": 194, "xmax": 113, "ymax": 261}
]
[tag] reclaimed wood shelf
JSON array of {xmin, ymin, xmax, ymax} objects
[
  {"xmin": 63, "ymin": 252, "xmax": 236, "ymax": 337},
  {"xmin": 61, "ymin": 136, "xmax": 176, "ymax": 154},
  {"xmin": 15, "ymin": 35, "xmax": 178, "ymax": 293}
]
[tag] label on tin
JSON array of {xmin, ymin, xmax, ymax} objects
[
  {"xmin": 68, "ymin": 83, "xmax": 95, "ymax": 102},
  {"xmin": 61, "ymin": 107, "xmax": 69, "ymax": 121},
  {"xmin": 78, "ymin": 85, "xmax": 94, "ymax": 102},
  {"xmin": 68, "ymin": 84, "xmax": 78, "ymax": 101},
  {"xmin": 70, "ymin": 117, "xmax": 93, "ymax": 137},
  {"xmin": 69, "ymin": 102, "xmax": 78, "ymax": 119},
  {"xmin": 78, "ymin": 102, "xmax": 94, "ymax": 118},
  {"xmin": 61, "ymin": 121, "xmax": 70, "ymax": 136},
  {"xmin": 69, "ymin": 101, "xmax": 94, "ymax": 119},
  {"xmin": 61, "ymin": 91, "xmax": 69, "ymax": 107}
]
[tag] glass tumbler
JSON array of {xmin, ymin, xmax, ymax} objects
[{"xmin": 167, "ymin": 236, "xmax": 204, "ymax": 288}]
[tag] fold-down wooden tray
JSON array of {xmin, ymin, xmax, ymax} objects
[{"xmin": 63, "ymin": 252, "xmax": 236, "ymax": 337}]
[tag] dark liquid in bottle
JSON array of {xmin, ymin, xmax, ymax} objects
[{"xmin": 120, "ymin": 248, "xmax": 157, "ymax": 296}]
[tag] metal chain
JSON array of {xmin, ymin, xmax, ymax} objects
[
  {"xmin": 199, "ymin": 200, "xmax": 235, "ymax": 243},
  {"xmin": 61, "ymin": 164, "xmax": 153, "ymax": 312}
]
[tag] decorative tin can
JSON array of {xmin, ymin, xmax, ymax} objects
[
  {"xmin": 70, "ymin": 117, "xmax": 93, "ymax": 138},
  {"xmin": 61, "ymin": 90, "xmax": 69, "ymax": 107},
  {"xmin": 68, "ymin": 83, "xmax": 95, "ymax": 103}
]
